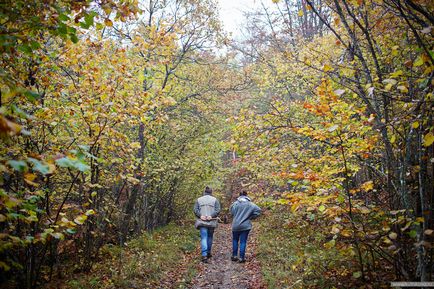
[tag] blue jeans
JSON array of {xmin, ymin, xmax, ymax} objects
[
  {"xmin": 232, "ymin": 230, "xmax": 250, "ymax": 260},
  {"xmin": 199, "ymin": 227, "xmax": 215, "ymax": 257}
]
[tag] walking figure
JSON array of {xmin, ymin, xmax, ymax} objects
[
  {"xmin": 230, "ymin": 190, "xmax": 261, "ymax": 263},
  {"xmin": 194, "ymin": 186, "xmax": 221, "ymax": 263}
]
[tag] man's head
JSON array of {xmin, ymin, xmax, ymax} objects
[
  {"xmin": 204, "ymin": 186, "xmax": 212, "ymax": 195},
  {"xmin": 240, "ymin": 190, "xmax": 247, "ymax": 196}
]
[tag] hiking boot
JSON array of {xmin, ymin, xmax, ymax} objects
[
  {"xmin": 201, "ymin": 256, "xmax": 208, "ymax": 263},
  {"xmin": 231, "ymin": 256, "xmax": 239, "ymax": 262},
  {"xmin": 207, "ymin": 253, "xmax": 212, "ymax": 258},
  {"xmin": 238, "ymin": 258, "xmax": 246, "ymax": 263}
]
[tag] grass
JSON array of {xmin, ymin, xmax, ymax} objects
[{"xmin": 54, "ymin": 223, "xmax": 199, "ymax": 289}]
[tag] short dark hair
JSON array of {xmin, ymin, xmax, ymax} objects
[
  {"xmin": 240, "ymin": 190, "xmax": 247, "ymax": 196},
  {"xmin": 205, "ymin": 186, "xmax": 212, "ymax": 194}
]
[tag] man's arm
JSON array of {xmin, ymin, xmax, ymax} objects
[
  {"xmin": 193, "ymin": 200, "xmax": 201, "ymax": 218},
  {"xmin": 212, "ymin": 199, "xmax": 221, "ymax": 218},
  {"xmin": 250, "ymin": 204, "xmax": 262, "ymax": 219},
  {"xmin": 230, "ymin": 201, "xmax": 237, "ymax": 216}
]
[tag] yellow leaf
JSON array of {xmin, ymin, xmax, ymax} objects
[
  {"xmin": 323, "ymin": 64, "xmax": 332, "ymax": 72},
  {"xmin": 412, "ymin": 121, "xmax": 419, "ymax": 129},
  {"xmin": 85, "ymin": 209, "xmax": 96, "ymax": 216},
  {"xmin": 423, "ymin": 132, "xmax": 434, "ymax": 147},
  {"xmin": 415, "ymin": 217, "xmax": 424, "ymax": 223},
  {"xmin": 130, "ymin": 142, "xmax": 141, "ymax": 149},
  {"xmin": 397, "ymin": 85, "xmax": 408, "ymax": 93},
  {"xmin": 385, "ymin": 83, "xmax": 393, "ymax": 91},
  {"xmin": 24, "ymin": 173, "xmax": 37, "ymax": 182},
  {"xmin": 74, "ymin": 214, "xmax": 88, "ymax": 225},
  {"xmin": 104, "ymin": 19, "xmax": 113, "ymax": 27},
  {"xmin": 324, "ymin": 239, "xmax": 335, "ymax": 249},
  {"xmin": 390, "ymin": 135, "xmax": 396, "ymax": 144},
  {"xmin": 298, "ymin": 10, "xmax": 304, "ymax": 17},
  {"xmin": 360, "ymin": 181, "xmax": 374, "ymax": 191},
  {"xmin": 414, "ymin": 56, "xmax": 424, "ymax": 67},
  {"xmin": 389, "ymin": 232, "xmax": 397, "ymax": 240}
]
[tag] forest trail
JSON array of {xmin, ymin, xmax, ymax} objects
[{"xmin": 190, "ymin": 223, "xmax": 265, "ymax": 289}]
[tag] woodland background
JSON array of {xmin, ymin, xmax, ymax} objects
[{"xmin": 0, "ymin": 0, "xmax": 433, "ymax": 288}]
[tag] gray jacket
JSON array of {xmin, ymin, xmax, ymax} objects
[
  {"xmin": 194, "ymin": 193, "xmax": 221, "ymax": 228},
  {"xmin": 230, "ymin": 196, "xmax": 261, "ymax": 232}
]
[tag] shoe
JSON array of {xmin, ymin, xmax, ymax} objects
[
  {"xmin": 201, "ymin": 256, "xmax": 208, "ymax": 263},
  {"xmin": 207, "ymin": 253, "xmax": 212, "ymax": 258},
  {"xmin": 238, "ymin": 258, "xmax": 246, "ymax": 263},
  {"xmin": 231, "ymin": 256, "xmax": 239, "ymax": 262}
]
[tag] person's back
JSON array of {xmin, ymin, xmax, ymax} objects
[
  {"xmin": 231, "ymin": 195, "xmax": 261, "ymax": 232},
  {"xmin": 230, "ymin": 191, "xmax": 261, "ymax": 263},
  {"xmin": 194, "ymin": 186, "xmax": 221, "ymax": 263}
]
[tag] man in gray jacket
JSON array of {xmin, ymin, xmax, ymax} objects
[
  {"xmin": 194, "ymin": 186, "xmax": 221, "ymax": 263},
  {"xmin": 230, "ymin": 190, "xmax": 261, "ymax": 263}
]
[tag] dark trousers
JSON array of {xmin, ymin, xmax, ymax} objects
[{"xmin": 232, "ymin": 229, "xmax": 250, "ymax": 259}]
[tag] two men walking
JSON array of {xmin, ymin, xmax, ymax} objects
[{"xmin": 194, "ymin": 187, "xmax": 261, "ymax": 263}]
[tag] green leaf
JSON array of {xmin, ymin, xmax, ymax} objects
[
  {"xmin": 55, "ymin": 157, "xmax": 90, "ymax": 172},
  {"xmin": 29, "ymin": 41, "xmax": 41, "ymax": 50},
  {"xmin": 80, "ymin": 21, "xmax": 90, "ymax": 29},
  {"xmin": 318, "ymin": 205, "xmax": 326, "ymax": 212},
  {"xmin": 7, "ymin": 160, "xmax": 28, "ymax": 172},
  {"xmin": 75, "ymin": 161, "xmax": 90, "ymax": 172},
  {"xmin": 0, "ymin": 261, "xmax": 11, "ymax": 271},
  {"xmin": 50, "ymin": 232, "xmax": 64, "ymax": 240},
  {"xmin": 11, "ymin": 105, "xmax": 30, "ymax": 119},
  {"xmin": 24, "ymin": 90, "xmax": 40, "ymax": 102},
  {"xmin": 408, "ymin": 230, "xmax": 417, "ymax": 238},
  {"xmin": 55, "ymin": 157, "xmax": 74, "ymax": 168},
  {"xmin": 353, "ymin": 271, "xmax": 362, "ymax": 278},
  {"xmin": 84, "ymin": 13, "xmax": 95, "ymax": 27},
  {"xmin": 18, "ymin": 45, "xmax": 32, "ymax": 54},
  {"xmin": 57, "ymin": 23, "xmax": 68, "ymax": 35},
  {"xmin": 66, "ymin": 228, "xmax": 76, "ymax": 234},
  {"xmin": 337, "ymin": 195, "xmax": 345, "ymax": 203},
  {"xmin": 27, "ymin": 158, "xmax": 50, "ymax": 175},
  {"xmin": 59, "ymin": 14, "xmax": 69, "ymax": 22},
  {"xmin": 70, "ymin": 34, "xmax": 79, "ymax": 43}
]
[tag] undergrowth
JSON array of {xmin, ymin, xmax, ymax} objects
[
  {"xmin": 256, "ymin": 207, "xmax": 365, "ymax": 289},
  {"xmin": 47, "ymin": 223, "xmax": 199, "ymax": 289}
]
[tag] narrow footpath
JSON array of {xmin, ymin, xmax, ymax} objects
[{"xmin": 190, "ymin": 223, "xmax": 265, "ymax": 289}]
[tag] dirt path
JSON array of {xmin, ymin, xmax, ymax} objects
[{"xmin": 190, "ymin": 223, "xmax": 265, "ymax": 289}]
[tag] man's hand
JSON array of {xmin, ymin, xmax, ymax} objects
[
  {"xmin": 206, "ymin": 216, "xmax": 212, "ymax": 220},
  {"xmin": 200, "ymin": 215, "xmax": 207, "ymax": 221}
]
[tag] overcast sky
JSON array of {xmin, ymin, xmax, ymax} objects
[{"xmin": 218, "ymin": 0, "xmax": 274, "ymax": 38}]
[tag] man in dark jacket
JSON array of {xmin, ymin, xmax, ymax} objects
[
  {"xmin": 230, "ymin": 190, "xmax": 261, "ymax": 263},
  {"xmin": 194, "ymin": 186, "xmax": 221, "ymax": 263}
]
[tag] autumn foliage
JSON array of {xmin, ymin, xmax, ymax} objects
[
  {"xmin": 0, "ymin": 0, "xmax": 433, "ymax": 288},
  {"xmin": 231, "ymin": 0, "xmax": 433, "ymax": 286}
]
